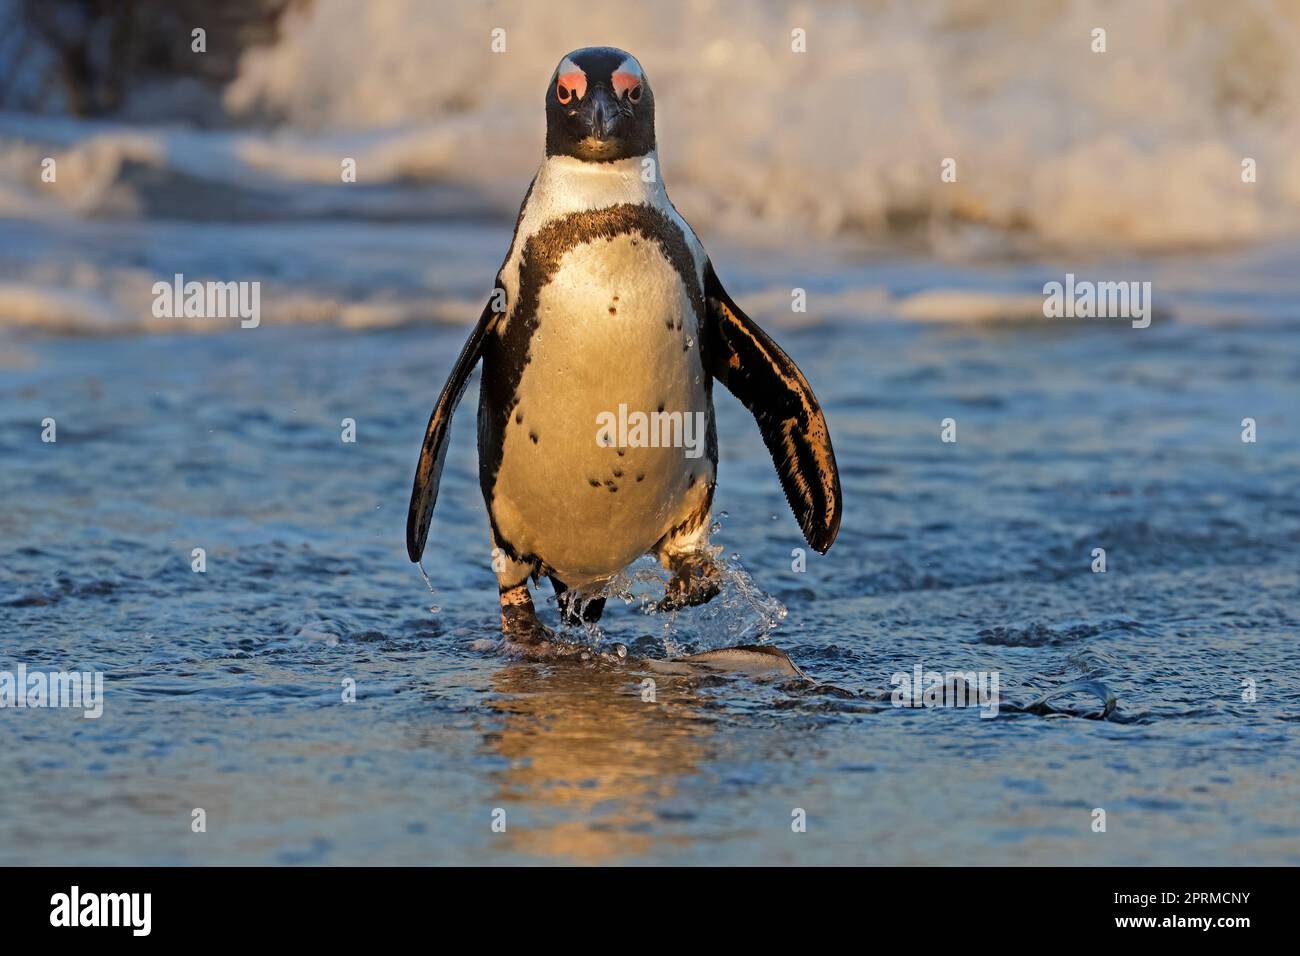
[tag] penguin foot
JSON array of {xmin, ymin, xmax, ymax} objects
[
  {"xmin": 551, "ymin": 576, "xmax": 607, "ymax": 627},
  {"xmin": 505, "ymin": 637, "xmax": 628, "ymax": 663},
  {"xmin": 501, "ymin": 608, "xmax": 554, "ymax": 646},
  {"xmin": 659, "ymin": 556, "xmax": 722, "ymax": 611},
  {"xmin": 499, "ymin": 582, "xmax": 553, "ymax": 645}
]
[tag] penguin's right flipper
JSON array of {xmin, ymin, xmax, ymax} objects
[
  {"xmin": 703, "ymin": 261, "xmax": 842, "ymax": 553},
  {"xmin": 406, "ymin": 296, "xmax": 497, "ymax": 562}
]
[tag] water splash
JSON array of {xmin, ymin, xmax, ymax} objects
[{"xmin": 598, "ymin": 551, "xmax": 787, "ymax": 655}]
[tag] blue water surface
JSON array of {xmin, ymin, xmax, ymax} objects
[{"xmin": 1, "ymin": 231, "xmax": 1299, "ymax": 865}]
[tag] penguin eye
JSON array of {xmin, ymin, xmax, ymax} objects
[
  {"xmin": 612, "ymin": 71, "xmax": 642, "ymax": 103},
  {"xmin": 555, "ymin": 71, "xmax": 586, "ymax": 105}
]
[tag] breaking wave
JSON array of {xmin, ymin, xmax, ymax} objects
[
  {"xmin": 5, "ymin": 0, "xmax": 1300, "ymax": 333},
  {"xmin": 223, "ymin": 0, "xmax": 1300, "ymax": 250}
]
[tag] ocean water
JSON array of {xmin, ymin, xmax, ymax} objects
[{"xmin": 2, "ymin": 219, "xmax": 1299, "ymax": 864}]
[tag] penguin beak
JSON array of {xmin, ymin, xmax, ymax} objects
[{"xmin": 579, "ymin": 86, "xmax": 622, "ymax": 142}]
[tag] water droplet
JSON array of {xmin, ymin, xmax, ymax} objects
[{"xmin": 416, "ymin": 560, "xmax": 439, "ymax": 614}]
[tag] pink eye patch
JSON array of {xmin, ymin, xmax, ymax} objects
[
  {"xmin": 556, "ymin": 71, "xmax": 587, "ymax": 104},
  {"xmin": 612, "ymin": 71, "xmax": 641, "ymax": 100}
]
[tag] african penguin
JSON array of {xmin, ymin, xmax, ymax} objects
[{"xmin": 407, "ymin": 47, "xmax": 842, "ymax": 646}]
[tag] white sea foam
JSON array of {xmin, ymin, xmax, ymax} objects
[
  {"xmin": 5, "ymin": 0, "xmax": 1300, "ymax": 249},
  {"xmin": 4, "ymin": 0, "xmax": 1300, "ymax": 333},
  {"xmin": 221, "ymin": 0, "xmax": 1300, "ymax": 250}
]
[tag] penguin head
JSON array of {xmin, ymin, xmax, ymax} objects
[{"xmin": 545, "ymin": 47, "xmax": 655, "ymax": 163}]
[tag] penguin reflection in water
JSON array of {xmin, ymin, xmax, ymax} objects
[{"xmin": 407, "ymin": 48, "xmax": 841, "ymax": 653}]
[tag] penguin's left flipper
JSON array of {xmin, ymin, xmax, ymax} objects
[
  {"xmin": 704, "ymin": 261, "xmax": 843, "ymax": 553},
  {"xmin": 406, "ymin": 295, "xmax": 497, "ymax": 562}
]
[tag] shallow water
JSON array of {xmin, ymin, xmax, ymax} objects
[{"xmin": 2, "ymin": 239, "xmax": 1300, "ymax": 865}]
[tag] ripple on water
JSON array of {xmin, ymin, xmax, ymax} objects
[{"xmin": 977, "ymin": 617, "xmax": 1148, "ymax": 647}]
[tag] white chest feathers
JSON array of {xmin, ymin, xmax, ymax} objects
[
  {"xmin": 497, "ymin": 152, "xmax": 706, "ymax": 322},
  {"xmin": 489, "ymin": 181, "xmax": 715, "ymax": 585}
]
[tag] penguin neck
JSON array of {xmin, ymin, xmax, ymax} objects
[{"xmin": 532, "ymin": 149, "xmax": 670, "ymax": 217}]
